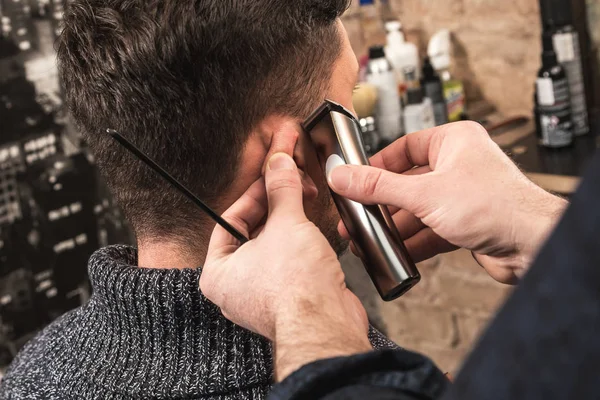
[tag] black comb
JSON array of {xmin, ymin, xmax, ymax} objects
[{"xmin": 106, "ymin": 129, "xmax": 249, "ymax": 244}]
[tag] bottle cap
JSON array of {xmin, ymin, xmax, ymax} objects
[
  {"xmin": 428, "ymin": 30, "xmax": 451, "ymax": 71},
  {"xmin": 385, "ymin": 21, "xmax": 402, "ymax": 32},
  {"xmin": 542, "ymin": 29, "xmax": 555, "ymax": 52},
  {"xmin": 541, "ymin": 29, "xmax": 559, "ymax": 66},
  {"xmin": 385, "ymin": 20, "xmax": 406, "ymax": 46},
  {"xmin": 539, "ymin": 0, "xmax": 573, "ymax": 28},
  {"xmin": 403, "ymin": 66, "xmax": 417, "ymax": 82},
  {"xmin": 407, "ymin": 87, "xmax": 424, "ymax": 105},
  {"xmin": 369, "ymin": 46, "xmax": 386, "ymax": 60},
  {"xmin": 422, "ymin": 57, "xmax": 437, "ymax": 79}
]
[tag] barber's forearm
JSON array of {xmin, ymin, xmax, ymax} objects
[
  {"xmin": 273, "ymin": 297, "xmax": 372, "ymax": 382},
  {"xmin": 514, "ymin": 190, "xmax": 568, "ymax": 270}
]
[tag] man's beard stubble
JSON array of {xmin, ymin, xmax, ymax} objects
[{"xmin": 311, "ymin": 186, "xmax": 349, "ymax": 258}]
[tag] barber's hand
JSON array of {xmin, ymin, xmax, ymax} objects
[
  {"xmin": 200, "ymin": 153, "xmax": 371, "ymax": 380},
  {"xmin": 329, "ymin": 122, "xmax": 567, "ymax": 284}
]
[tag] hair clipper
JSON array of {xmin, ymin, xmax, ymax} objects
[{"xmin": 303, "ymin": 100, "xmax": 420, "ymax": 301}]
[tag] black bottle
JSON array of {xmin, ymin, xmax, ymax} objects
[
  {"xmin": 535, "ymin": 30, "xmax": 574, "ymax": 148},
  {"xmin": 539, "ymin": 0, "xmax": 589, "ymax": 136},
  {"xmin": 421, "ymin": 57, "xmax": 448, "ymax": 126}
]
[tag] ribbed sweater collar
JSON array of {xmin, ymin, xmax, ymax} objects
[{"xmin": 50, "ymin": 245, "xmax": 273, "ymax": 398}]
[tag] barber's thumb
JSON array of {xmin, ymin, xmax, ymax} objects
[
  {"xmin": 329, "ymin": 165, "xmax": 418, "ymax": 209},
  {"xmin": 265, "ymin": 153, "xmax": 306, "ymax": 220}
]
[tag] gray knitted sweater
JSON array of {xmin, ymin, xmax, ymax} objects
[{"xmin": 0, "ymin": 245, "xmax": 398, "ymax": 399}]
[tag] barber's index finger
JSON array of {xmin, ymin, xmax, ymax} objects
[{"xmin": 370, "ymin": 125, "xmax": 443, "ymax": 173}]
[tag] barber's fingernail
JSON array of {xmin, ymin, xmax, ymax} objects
[
  {"xmin": 268, "ymin": 153, "xmax": 296, "ymax": 171},
  {"xmin": 329, "ymin": 166, "xmax": 352, "ymax": 192}
]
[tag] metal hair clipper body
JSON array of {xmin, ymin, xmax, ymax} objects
[{"xmin": 303, "ymin": 100, "xmax": 420, "ymax": 301}]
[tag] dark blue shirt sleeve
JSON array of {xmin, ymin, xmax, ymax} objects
[{"xmin": 268, "ymin": 349, "xmax": 449, "ymax": 400}]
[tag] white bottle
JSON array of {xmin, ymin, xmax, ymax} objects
[
  {"xmin": 366, "ymin": 46, "xmax": 403, "ymax": 141},
  {"xmin": 428, "ymin": 29, "xmax": 467, "ymax": 122},
  {"xmin": 385, "ymin": 21, "xmax": 420, "ymax": 83},
  {"xmin": 403, "ymin": 87, "xmax": 435, "ymax": 135},
  {"xmin": 428, "ymin": 29, "xmax": 452, "ymax": 81}
]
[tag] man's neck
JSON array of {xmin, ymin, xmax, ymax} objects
[
  {"xmin": 138, "ymin": 241, "xmax": 207, "ymax": 270},
  {"xmin": 135, "ymin": 170, "xmax": 255, "ymax": 270}
]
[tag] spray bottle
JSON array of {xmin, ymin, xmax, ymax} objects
[
  {"xmin": 385, "ymin": 21, "xmax": 420, "ymax": 84},
  {"xmin": 535, "ymin": 30, "xmax": 574, "ymax": 148},
  {"xmin": 539, "ymin": 0, "xmax": 589, "ymax": 136},
  {"xmin": 403, "ymin": 67, "xmax": 435, "ymax": 134},
  {"xmin": 428, "ymin": 30, "xmax": 466, "ymax": 122},
  {"xmin": 421, "ymin": 57, "xmax": 449, "ymax": 126},
  {"xmin": 366, "ymin": 46, "xmax": 403, "ymax": 141}
]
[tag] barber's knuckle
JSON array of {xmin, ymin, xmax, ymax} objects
[
  {"xmin": 269, "ymin": 174, "xmax": 300, "ymax": 193},
  {"xmin": 221, "ymin": 310, "xmax": 232, "ymax": 320},
  {"xmin": 199, "ymin": 275, "xmax": 214, "ymax": 298},
  {"xmin": 456, "ymin": 121, "xmax": 488, "ymax": 139},
  {"xmin": 200, "ymin": 272, "xmax": 224, "ymax": 304},
  {"xmin": 360, "ymin": 169, "xmax": 385, "ymax": 197},
  {"xmin": 224, "ymin": 214, "xmax": 247, "ymax": 233}
]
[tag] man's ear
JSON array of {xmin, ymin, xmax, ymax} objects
[
  {"xmin": 260, "ymin": 119, "xmax": 303, "ymax": 174},
  {"xmin": 258, "ymin": 117, "xmax": 318, "ymax": 201}
]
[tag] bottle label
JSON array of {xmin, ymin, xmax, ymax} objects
[
  {"xmin": 403, "ymin": 108, "xmax": 421, "ymax": 135},
  {"xmin": 432, "ymin": 103, "xmax": 448, "ymax": 126},
  {"xmin": 554, "ymin": 33, "xmax": 576, "ymax": 62},
  {"xmin": 536, "ymin": 78, "xmax": 555, "ymax": 106},
  {"xmin": 424, "ymin": 82, "xmax": 444, "ymax": 102},
  {"xmin": 424, "ymin": 82, "xmax": 449, "ymax": 125},
  {"xmin": 538, "ymin": 77, "xmax": 573, "ymax": 147},
  {"xmin": 443, "ymin": 82, "xmax": 466, "ymax": 122},
  {"xmin": 404, "ymin": 103, "xmax": 436, "ymax": 135},
  {"xmin": 422, "ymin": 102, "xmax": 436, "ymax": 130},
  {"xmin": 553, "ymin": 31, "xmax": 589, "ymax": 135},
  {"xmin": 540, "ymin": 114, "xmax": 573, "ymax": 147},
  {"xmin": 359, "ymin": 119, "xmax": 380, "ymax": 156},
  {"xmin": 367, "ymin": 65, "xmax": 403, "ymax": 139}
]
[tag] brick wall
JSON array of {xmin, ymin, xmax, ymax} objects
[
  {"xmin": 343, "ymin": 0, "xmax": 543, "ymax": 115},
  {"xmin": 343, "ymin": 250, "xmax": 514, "ymax": 374}
]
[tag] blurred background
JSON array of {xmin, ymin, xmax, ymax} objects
[
  {"xmin": 0, "ymin": 0, "xmax": 133, "ymax": 373},
  {"xmin": 343, "ymin": 0, "xmax": 600, "ymax": 375},
  {"xmin": 0, "ymin": 0, "xmax": 599, "ymax": 376}
]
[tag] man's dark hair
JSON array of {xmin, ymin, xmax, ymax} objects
[{"xmin": 57, "ymin": 0, "xmax": 350, "ymax": 243}]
